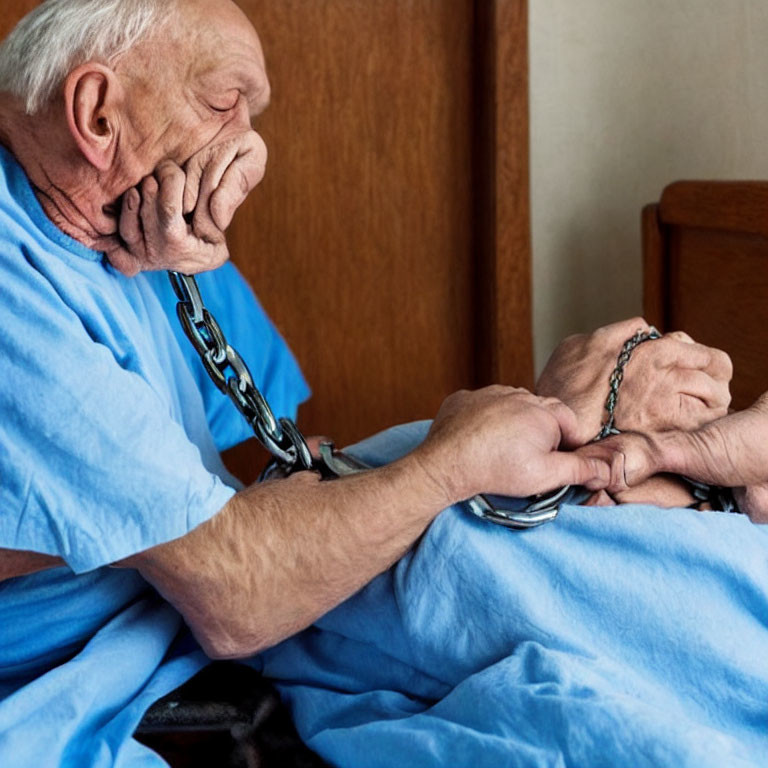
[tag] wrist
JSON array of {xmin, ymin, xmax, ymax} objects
[
  {"xmin": 402, "ymin": 445, "xmax": 465, "ymax": 509},
  {"xmin": 653, "ymin": 431, "xmax": 697, "ymax": 478}
]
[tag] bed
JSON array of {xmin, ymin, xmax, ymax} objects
[
  {"xmin": 643, "ymin": 181, "xmax": 768, "ymax": 410},
  {"xmin": 136, "ymin": 181, "xmax": 768, "ymax": 768}
]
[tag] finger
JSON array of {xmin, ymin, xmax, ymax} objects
[
  {"xmin": 183, "ymin": 153, "xmax": 207, "ymax": 216},
  {"xmin": 118, "ymin": 187, "xmax": 143, "ymax": 253},
  {"xmin": 675, "ymin": 394, "xmax": 728, "ymax": 432},
  {"xmin": 193, "ymin": 143, "xmax": 241, "ymax": 238},
  {"xmin": 210, "ymin": 150, "xmax": 266, "ymax": 230},
  {"xmin": 541, "ymin": 399, "xmax": 584, "ymax": 450},
  {"xmin": 613, "ymin": 474, "xmax": 698, "ymax": 508},
  {"xmin": 578, "ymin": 433, "xmax": 660, "ymax": 491},
  {"xmin": 154, "ymin": 161, "xmax": 187, "ymax": 238},
  {"xmin": 676, "ymin": 369, "xmax": 731, "ymax": 411},
  {"xmin": 666, "ymin": 330, "xmax": 694, "ymax": 344},
  {"xmin": 584, "ymin": 489, "xmax": 617, "ymax": 507},
  {"xmin": 492, "ymin": 384, "xmax": 530, "ymax": 396},
  {"xmin": 734, "ymin": 484, "xmax": 768, "ymax": 524},
  {"xmin": 657, "ymin": 338, "xmax": 733, "ymax": 382},
  {"xmin": 545, "ymin": 451, "xmax": 611, "ymax": 491},
  {"xmin": 661, "ymin": 332, "xmax": 732, "ymax": 381},
  {"xmin": 654, "ymin": 338, "xmax": 712, "ymax": 370},
  {"xmin": 137, "ymin": 175, "xmax": 163, "ymax": 257},
  {"xmin": 596, "ymin": 316, "xmax": 650, "ymax": 338},
  {"xmin": 104, "ymin": 244, "xmax": 141, "ymax": 277},
  {"xmin": 706, "ymin": 348, "xmax": 734, "ymax": 382}
]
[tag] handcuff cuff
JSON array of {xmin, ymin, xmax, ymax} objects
[{"xmin": 169, "ymin": 272, "xmax": 740, "ymax": 531}]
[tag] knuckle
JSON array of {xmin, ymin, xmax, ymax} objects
[
  {"xmin": 717, "ymin": 350, "xmax": 734, "ymax": 378},
  {"xmin": 158, "ymin": 200, "xmax": 179, "ymax": 224},
  {"xmin": 613, "ymin": 316, "xmax": 647, "ymax": 336},
  {"xmin": 184, "ymin": 150, "xmax": 208, "ymax": 175},
  {"xmin": 141, "ymin": 176, "xmax": 158, "ymax": 195},
  {"xmin": 238, "ymin": 168, "xmax": 252, "ymax": 195},
  {"xmin": 561, "ymin": 332, "xmax": 584, "ymax": 348},
  {"xmin": 155, "ymin": 159, "xmax": 182, "ymax": 178}
]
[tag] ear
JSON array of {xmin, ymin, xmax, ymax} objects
[{"xmin": 63, "ymin": 63, "xmax": 124, "ymax": 172}]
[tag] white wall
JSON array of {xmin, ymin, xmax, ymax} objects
[{"xmin": 530, "ymin": 0, "xmax": 768, "ymax": 373}]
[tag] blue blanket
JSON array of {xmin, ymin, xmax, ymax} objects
[{"xmin": 260, "ymin": 421, "xmax": 768, "ymax": 768}]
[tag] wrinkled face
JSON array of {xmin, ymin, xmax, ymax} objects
[{"xmin": 114, "ymin": 0, "xmax": 270, "ymax": 186}]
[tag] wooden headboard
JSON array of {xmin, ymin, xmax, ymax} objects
[{"xmin": 643, "ymin": 182, "xmax": 768, "ymax": 410}]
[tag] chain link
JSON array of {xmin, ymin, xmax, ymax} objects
[
  {"xmin": 593, "ymin": 325, "xmax": 741, "ymax": 514},
  {"xmin": 594, "ymin": 327, "xmax": 662, "ymax": 441},
  {"xmin": 169, "ymin": 272, "xmax": 312, "ymax": 473},
  {"xmin": 168, "ymin": 275, "xmax": 741, "ymax": 522},
  {"xmin": 167, "ymin": 272, "xmax": 574, "ymax": 529}
]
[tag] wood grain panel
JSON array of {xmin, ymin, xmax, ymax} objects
[
  {"xmin": 661, "ymin": 181, "xmax": 768, "ymax": 238},
  {"xmin": 232, "ymin": 0, "xmax": 477, "ymax": 444},
  {"xmin": 474, "ymin": 0, "xmax": 533, "ymax": 388},
  {"xmin": 643, "ymin": 182, "xmax": 768, "ymax": 411},
  {"xmin": 0, "ymin": 0, "xmax": 38, "ymax": 39},
  {"xmin": 668, "ymin": 228, "xmax": 768, "ymax": 410},
  {"xmin": 641, "ymin": 203, "xmax": 666, "ymax": 330}
]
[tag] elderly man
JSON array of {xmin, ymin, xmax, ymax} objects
[{"xmin": 0, "ymin": 1, "xmax": 762, "ymax": 767}]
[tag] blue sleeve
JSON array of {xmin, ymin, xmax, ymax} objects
[
  {"xmin": 146, "ymin": 263, "xmax": 311, "ymax": 452},
  {"xmin": 0, "ymin": 266, "xmax": 236, "ymax": 575}
]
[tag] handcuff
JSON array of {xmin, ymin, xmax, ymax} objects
[
  {"xmin": 170, "ymin": 273, "xmax": 739, "ymax": 532},
  {"xmin": 170, "ymin": 271, "xmax": 591, "ymax": 529}
]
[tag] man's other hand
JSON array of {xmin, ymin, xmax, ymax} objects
[
  {"xmin": 414, "ymin": 386, "xmax": 610, "ymax": 504},
  {"xmin": 576, "ymin": 392, "xmax": 768, "ymax": 523},
  {"xmin": 537, "ymin": 318, "xmax": 732, "ymax": 447},
  {"xmin": 107, "ymin": 131, "xmax": 267, "ymax": 276}
]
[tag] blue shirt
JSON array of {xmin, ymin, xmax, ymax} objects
[{"xmin": 0, "ymin": 145, "xmax": 309, "ymax": 766}]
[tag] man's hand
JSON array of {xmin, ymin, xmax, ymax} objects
[
  {"xmin": 576, "ymin": 393, "xmax": 768, "ymax": 523},
  {"xmin": 414, "ymin": 386, "xmax": 610, "ymax": 503},
  {"xmin": 106, "ymin": 131, "xmax": 267, "ymax": 276},
  {"xmin": 536, "ymin": 318, "xmax": 732, "ymax": 447}
]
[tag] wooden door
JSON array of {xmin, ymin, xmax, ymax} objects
[{"xmin": 1, "ymin": 0, "xmax": 532, "ymax": 447}]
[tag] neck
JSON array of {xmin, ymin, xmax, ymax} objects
[{"xmin": 0, "ymin": 96, "xmax": 119, "ymax": 252}]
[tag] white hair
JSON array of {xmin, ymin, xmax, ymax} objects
[{"xmin": 0, "ymin": 0, "xmax": 178, "ymax": 114}]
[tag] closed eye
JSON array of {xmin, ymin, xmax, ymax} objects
[{"xmin": 209, "ymin": 92, "xmax": 240, "ymax": 113}]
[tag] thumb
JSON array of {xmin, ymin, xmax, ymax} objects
[
  {"xmin": 546, "ymin": 451, "xmax": 611, "ymax": 491},
  {"xmin": 578, "ymin": 433, "xmax": 661, "ymax": 493},
  {"xmin": 543, "ymin": 399, "xmax": 586, "ymax": 450}
]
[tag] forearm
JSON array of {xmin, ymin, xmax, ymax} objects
[
  {"xmin": 128, "ymin": 451, "xmax": 452, "ymax": 659},
  {"xmin": 649, "ymin": 409, "xmax": 768, "ymax": 488},
  {"xmin": 0, "ymin": 549, "xmax": 63, "ymax": 581},
  {"xmin": 587, "ymin": 393, "xmax": 768, "ymax": 496}
]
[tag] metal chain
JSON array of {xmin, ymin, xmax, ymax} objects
[
  {"xmin": 168, "ymin": 275, "xmax": 741, "ymax": 522},
  {"xmin": 685, "ymin": 478, "xmax": 740, "ymax": 515},
  {"xmin": 169, "ymin": 272, "xmax": 313, "ymax": 473},
  {"xmin": 167, "ymin": 271, "xmax": 574, "ymax": 529},
  {"xmin": 593, "ymin": 326, "xmax": 741, "ymax": 514},
  {"xmin": 594, "ymin": 327, "xmax": 662, "ymax": 441}
]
